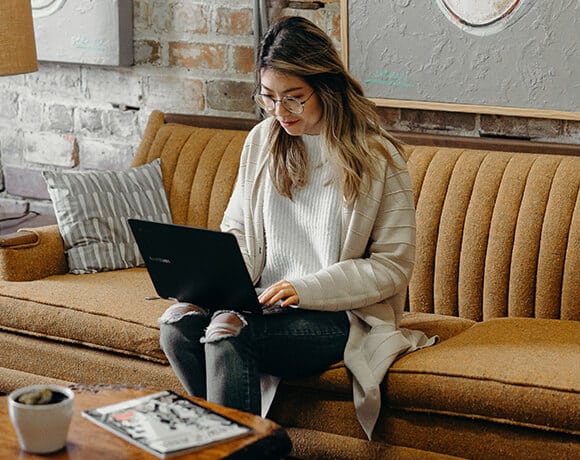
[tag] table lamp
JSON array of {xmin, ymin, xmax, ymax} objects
[{"xmin": 0, "ymin": 0, "xmax": 38, "ymax": 76}]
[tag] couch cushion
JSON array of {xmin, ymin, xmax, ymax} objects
[
  {"xmin": 399, "ymin": 311, "xmax": 475, "ymax": 342},
  {"xmin": 388, "ymin": 317, "xmax": 580, "ymax": 434},
  {"xmin": 43, "ymin": 159, "xmax": 172, "ymax": 274},
  {"xmin": 270, "ymin": 317, "xmax": 579, "ymax": 440},
  {"xmin": 269, "ymin": 313, "xmax": 476, "ymax": 440},
  {"xmin": 0, "ymin": 331, "xmax": 182, "ymax": 394},
  {"xmin": 285, "ymin": 427, "xmax": 465, "ymax": 460},
  {"xmin": 0, "ymin": 269, "xmax": 173, "ymax": 362},
  {"xmin": 0, "ymin": 366, "xmax": 72, "ymax": 395}
]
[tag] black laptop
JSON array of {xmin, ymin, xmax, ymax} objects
[{"xmin": 128, "ymin": 219, "xmax": 263, "ymax": 314}]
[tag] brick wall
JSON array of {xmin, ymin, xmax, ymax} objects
[{"xmin": 0, "ymin": 0, "xmax": 578, "ymax": 215}]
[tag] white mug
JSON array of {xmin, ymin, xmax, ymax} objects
[{"xmin": 8, "ymin": 385, "xmax": 75, "ymax": 454}]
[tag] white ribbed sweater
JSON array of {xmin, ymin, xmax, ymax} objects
[{"xmin": 260, "ymin": 135, "xmax": 342, "ymax": 289}]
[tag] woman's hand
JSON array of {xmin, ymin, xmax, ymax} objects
[{"xmin": 258, "ymin": 280, "xmax": 299, "ymax": 307}]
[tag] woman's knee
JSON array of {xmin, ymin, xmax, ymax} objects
[
  {"xmin": 158, "ymin": 302, "xmax": 207, "ymax": 325},
  {"xmin": 159, "ymin": 322, "xmax": 180, "ymax": 353},
  {"xmin": 158, "ymin": 303, "xmax": 207, "ymax": 351},
  {"xmin": 202, "ymin": 311, "xmax": 247, "ymax": 343}
]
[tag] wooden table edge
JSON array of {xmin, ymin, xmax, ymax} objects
[{"xmin": 1, "ymin": 385, "xmax": 292, "ymax": 459}]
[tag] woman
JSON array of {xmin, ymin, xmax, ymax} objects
[{"xmin": 159, "ymin": 16, "xmax": 435, "ymax": 439}]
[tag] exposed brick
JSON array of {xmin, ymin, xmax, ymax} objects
[
  {"xmin": 133, "ymin": 0, "xmax": 147, "ymax": 22},
  {"xmin": 25, "ymin": 64, "xmax": 82, "ymax": 98},
  {"xmin": 105, "ymin": 110, "xmax": 139, "ymax": 139},
  {"xmin": 233, "ymin": 46, "xmax": 255, "ymax": 74},
  {"xmin": 76, "ymin": 108, "xmax": 104, "ymax": 133},
  {"xmin": 0, "ymin": 91, "xmax": 18, "ymax": 120},
  {"xmin": 330, "ymin": 8, "xmax": 342, "ymax": 45},
  {"xmin": 216, "ymin": 8, "xmax": 253, "ymax": 35},
  {"xmin": 401, "ymin": 109, "xmax": 477, "ymax": 133},
  {"xmin": 19, "ymin": 98, "xmax": 44, "ymax": 131},
  {"xmin": 172, "ymin": 3, "xmax": 209, "ymax": 34},
  {"xmin": 148, "ymin": 2, "xmax": 170, "ymax": 33},
  {"xmin": 0, "ymin": 73, "xmax": 26, "ymax": 88},
  {"xmin": 48, "ymin": 105, "xmax": 74, "ymax": 133},
  {"xmin": 169, "ymin": 42, "xmax": 226, "ymax": 70},
  {"xmin": 563, "ymin": 120, "xmax": 580, "ymax": 139},
  {"xmin": 480, "ymin": 115, "xmax": 563, "ymax": 140},
  {"xmin": 0, "ymin": 198, "xmax": 28, "ymax": 214},
  {"xmin": 146, "ymin": 76, "xmax": 204, "ymax": 113},
  {"xmin": 376, "ymin": 107, "xmax": 401, "ymax": 130},
  {"xmin": 527, "ymin": 118, "xmax": 564, "ymax": 139},
  {"xmin": 78, "ymin": 139, "xmax": 135, "ymax": 171},
  {"xmin": 132, "ymin": 0, "xmax": 151, "ymax": 34},
  {"xmin": 28, "ymin": 200, "xmax": 55, "ymax": 216},
  {"xmin": 134, "ymin": 40, "xmax": 161, "ymax": 65},
  {"xmin": 479, "ymin": 115, "xmax": 530, "ymax": 139},
  {"xmin": 24, "ymin": 132, "xmax": 79, "ymax": 168},
  {"xmin": 207, "ymin": 80, "xmax": 255, "ymax": 113},
  {"xmin": 3, "ymin": 166, "xmax": 50, "ymax": 200},
  {"xmin": 0, "ymin": 130, "xmax": 24, "ymax": 164},
  {"xmin": 83, "ymin": 68, "xmax": 143, "ymax": 108},
  {"xmin": 148, "ymin": 2, "xmax": 209, "ymax": 35}
]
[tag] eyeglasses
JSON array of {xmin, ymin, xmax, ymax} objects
[{"xmin": 253, "ymin": 91, "xmax": 315, "ymax": 115}]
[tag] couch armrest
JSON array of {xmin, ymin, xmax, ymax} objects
[
  {"xmin": 0, "ymin": 231, "xmax": 38, "ymax": 247},
  {"xmin": 0, "ymin": 225, "xmax": 68, "ymax": 281}
]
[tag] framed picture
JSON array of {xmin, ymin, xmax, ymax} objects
[
  {"xmin": 341, "ymin": 0, "xmax": 579, "ymax": 120},
  {"xmin": 32, "ymin": 0, "xmax": 133, "ymax": 66}
]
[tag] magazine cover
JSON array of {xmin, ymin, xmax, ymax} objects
[{"xmin": 82, "ymin": 390, "xmax": 253, "ymax": 458}]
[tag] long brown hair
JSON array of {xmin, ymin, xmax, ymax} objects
[{"xmin": 256, "ymin": 16, "xmax": 402, "ymax": 203}]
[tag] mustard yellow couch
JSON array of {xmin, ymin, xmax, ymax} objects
[{"xmin": 1, "ymin": 110, "xmax": 578, "ymax": 459}]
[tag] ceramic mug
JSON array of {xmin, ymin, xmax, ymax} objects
[{"xmin": 8, "ymin": 385, "xmax": 74, "ymax": 454}]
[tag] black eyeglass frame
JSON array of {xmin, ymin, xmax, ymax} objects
[{"xmin": 253, "ymin": 91, "xmax": 315, "ymax": 115}]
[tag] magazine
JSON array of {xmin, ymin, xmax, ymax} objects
[{"xmin": 82, "ymin": 390, "xmax": 253, "ymax": 458}]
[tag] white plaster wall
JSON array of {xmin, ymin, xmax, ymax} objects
[{"xmin": 349, "ymin": 0, "xmax": 579, "ymax": 113}]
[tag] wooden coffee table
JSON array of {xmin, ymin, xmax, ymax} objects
[{"xmin": 0, "ymin": 385, "xmax": 292, "ymax": 459}]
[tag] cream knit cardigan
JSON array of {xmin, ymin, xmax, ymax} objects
[{"xmin": 221, "ymin": 117, "xmax": 436, "ymax": 439}]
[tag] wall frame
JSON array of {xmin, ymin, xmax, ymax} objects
[
  {"xmin": 32, "ymin": 0, "xmax": 133, "ymax": 66},
  {"xmin": 340, "ymin": 0, "xmax": 579, "ymax": 121}
]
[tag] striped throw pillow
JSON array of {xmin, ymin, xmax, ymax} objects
[{"xmin": 43, "ymin": 159, "xmax": 172, "ymax": 274}]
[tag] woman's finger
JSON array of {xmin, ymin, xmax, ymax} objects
[{"xmin": 258, "ymin": 281, "xmax": 299, "ymax": 306}]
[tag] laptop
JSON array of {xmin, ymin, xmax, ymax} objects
[{"xmin": 128, "ymin": 218, "xmax": 264, "ymax": 315}]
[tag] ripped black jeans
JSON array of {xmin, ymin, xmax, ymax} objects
[{"xmin": 158, "ymin": 304, "xmax": 349, "ymax": 416}]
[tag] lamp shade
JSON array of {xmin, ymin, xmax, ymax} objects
[{"xmin": 0, "ymin": 0, "xmax": 38, "ymax": 76}]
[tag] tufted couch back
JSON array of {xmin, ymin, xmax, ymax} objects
[
  {"xmin": 132, "ymin": 111, "xmax": 579, "ymax": 323},
  {"xmin": 131, "ymin": 111, "xmax": 248, "ymax": 231},
  {"xmin": 406, "ymin": 147, "xmax": 579, "ymax": 321}
]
